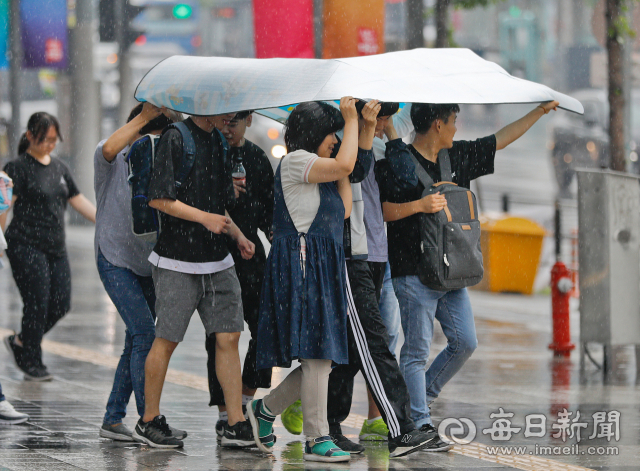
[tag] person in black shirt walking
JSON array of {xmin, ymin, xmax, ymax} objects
[
  {"xmin": 204, "ymin": 111, "xmax": 275, "ymax": 441},
  {"xmin": 1, "ymin": 112, "xmax": 96, "ymax": 381},
  {"xmin": 377, "ymin": 100, "xmax": 559, "ymax": 438},
  {"xmin": 132, "ymin": 113, "xmax": 257, "ymax": 449}
]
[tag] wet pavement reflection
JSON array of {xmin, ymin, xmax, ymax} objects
[{"xmin": 1, "ymin": 227, "xmax": 639, "ymax": 470}]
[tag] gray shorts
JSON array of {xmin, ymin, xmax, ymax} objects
[{"xmin": 152, "ymin": 266, "xmax": 244, "ymax": 343}]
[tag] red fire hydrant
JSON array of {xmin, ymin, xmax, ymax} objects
[{"xmin": 549, "ymin": 261, "xmax": 575, "ymax": 357}]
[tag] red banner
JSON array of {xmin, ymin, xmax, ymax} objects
[{"xmin": 253, "ymin": 0, "xmax": 314, "ymax": 58}]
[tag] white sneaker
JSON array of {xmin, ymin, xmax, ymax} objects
[{"xmin": 0, "ymin": 400, "xmax": 29, "ymax": 424}]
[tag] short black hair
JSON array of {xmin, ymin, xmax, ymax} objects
[
  {"xmin": 355, "ymin": 100, "xmax": 400, "ymax": 118},
  {"xmin": 284, "ymin": 102, "xmax": 345, "ymax": 154},
  {"xmin": 128, "ymin": 103, "xmax": 174, "ymax": 135},
  {"xmin": 232, "ymin": 110, "xmax": 253, "ymax": 121},
  {"xmin": 411, "ymin": 103, "xmax": 460, "ymax": 134}
]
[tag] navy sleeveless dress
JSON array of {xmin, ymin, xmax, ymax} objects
[{"xmin": 257, "ymin": 160, "xmax": 349, "ymax": 370}]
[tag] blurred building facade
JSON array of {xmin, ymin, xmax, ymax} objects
[
  {"xmin": 0, "ymin": 0, "xmax": 617, "ymax": 169},
  {"xmin": 450, "ymin": 0, "xmax": 601, "ymax": 93}
]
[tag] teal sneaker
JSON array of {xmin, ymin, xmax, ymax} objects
[
  {"xmin": 359, "ymin": 417, "xmax": 389, "ymax": 441},
  {"xmin": 247, "ymin": 399, "xmax": 276, "ymax": 452},
  {"xmin": 304, "ymin": 436, "xmax": 351, "ymax": 462},
  {"xmin": 281, "ymin": 399, "xmax": 303, "ymax": 435}
]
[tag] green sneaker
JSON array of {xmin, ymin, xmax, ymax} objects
[
  {"xmin": 359, "ymin": 417, "xmax": 389, "ymax": 441},
  {"xmin": 281, "ymin": 399, "xmax": 303, "ymax": 435},
  {"xmin": 246, "ymin": 399, "xmax": 276, "ymax": 453},
  {"xmin": 304, "ymin": 436, "xmax": 350, "ymax": 462}
]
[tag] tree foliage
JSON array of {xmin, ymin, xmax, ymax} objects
[{"xmin": 607, "ymin": 0, "xmax": 638, "ymax": 41}]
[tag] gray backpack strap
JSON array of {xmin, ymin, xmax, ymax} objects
[
  {"xmin": 438, "ymin": 149, "xmax": 452, "ymax": 181},
  {"xmin": 410, "ymin": 149, "xmax": 452, "ymax": 188},
  {"xmin": 410, "ymin": 153, "xmax": 435, "ymax": 189}
]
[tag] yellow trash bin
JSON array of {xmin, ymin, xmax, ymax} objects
[{"xmin": 475, "ymin": 215, "xmax": 546, "ymax": 295}]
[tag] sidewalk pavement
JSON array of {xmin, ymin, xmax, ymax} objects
[{"xmin": 0, "ymin": 227, "xmax": 637, "ymax": 471}]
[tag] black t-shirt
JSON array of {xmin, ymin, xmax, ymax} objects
[
  {"xmin": 148, "ymin": 118, "xmax": 234, "ymax": 263},
  {"xmin": 226, "ymin": 140, "xmax": 274, "ymax": 284},
  {"xmin": 3, "ymin": 154, "xmax": 80, "ymax": 256},
  {"xmin": 377, "ymin": 135, "xmax": 497, "ymax": 279}
]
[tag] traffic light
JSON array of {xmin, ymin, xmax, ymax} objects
[
  {"xmin": 173, "ymin": 4, "xmax": 192, "ymax": 19},
  {"xmin": 123, "ymin": 3, "xmax": 145, "ymax": 50},
  {"xmin": 99, "ymin": 0, "xmax": 145, "ymax": 51}
]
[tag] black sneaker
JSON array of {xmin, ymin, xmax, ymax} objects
[
  {"xmin": 132, "ymin": 415, "xmax": 184, "ymax": 448},
  {"xmin": 220, "ymin": 420, "xmax": 255, "ymax": 448},
  {"xmin": 4, "ymin": 334, "xmax": 26, "ymax": 371},
  {"xmin": 330, "ymin": 433, "xmax": 364, "ymax": 454},
  {"xmin": 170, "ymin": 426, "xmax": 187, "ymax": 440},
  {"xmin": 419, "ymin": 424, "xmax": 454, "ymax": 452},
  {"xmin": 388, "ymin": 427, "xmax": 436, "ymax": 458},
  {"xmin": 23, "ymin": 364, "xmax": 53, "ymax": 382},
  {"xmin": 215, "ymin": 419, "xmax": 227, "ymax": 443}
]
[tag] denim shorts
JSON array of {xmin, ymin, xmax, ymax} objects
[{"xmin": 152, "ymin": 266, "xmax": 244, "ymax": 342}]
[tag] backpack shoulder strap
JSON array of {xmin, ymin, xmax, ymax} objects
[
  {"xmin": 170, "ymin": 121, "xmax": 196, "ymax": 188},
  {"xmin": 216, "ymin": 128, "xmax": 229, "ymax": 159},
  {"xmin": 438, "ymin": 149, "xmax": 453, "ymax": 182},
  {"xmin": 409, "ymin": 153, "xmax": 435, "ymax": 189},
  {"xmin": 215, "ymin": 128, "xmax": 236, "ymax": 208},
  {"xmin": 438, "ymin": 148, "xmax": 452, "ymax": 181}
]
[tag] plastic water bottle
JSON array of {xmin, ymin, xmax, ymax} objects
[{"xmin": 232, "ymin": 158, "xmax": 246, "ymax": 187}]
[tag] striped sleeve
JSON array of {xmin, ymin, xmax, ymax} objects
[{"xmin": 282, "ymin": 150, "xmax": 320, "ymax": 184}]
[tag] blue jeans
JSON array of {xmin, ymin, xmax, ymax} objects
[
  {"xmin": 392, "ymin": 276, "xmax": 477, "ymax": 428},
  {"xmin": 379, "ymin": 262, "xmax": 401, "ymax": 357},
  {"xmin": 97, "ymin": 250, "xmax": 156, "ymax": 425}
]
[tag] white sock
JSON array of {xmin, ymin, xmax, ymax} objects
[
  {"xmin": 242, "ymin": 395, "xmax": 253, "ymax": 406},
  {"xmin": 218, "ymin": 411, "xmax": 228, "ymax": 421},
  {"xmin": 366, "ymin": 416, "xmax": 382, "ymax": 425}
]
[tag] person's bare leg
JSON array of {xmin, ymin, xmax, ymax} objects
[
  {"xmin": 142, "ymin": 337, "xmax": 178, "ymax": 422},
  {"xmin": 218, "ymin": 382, "xmax": 256, "ymax": 414},
  {"xmin": 215, "ymin": 332, "xmax": 244, "ymax": 426},
  {"xmin": 367, "ymin": 387, "xmax": 382, "ymax": 419}
]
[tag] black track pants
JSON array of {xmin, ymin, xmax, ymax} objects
[{"xmin": 327, "ymin": 260, "xmax": 415, "ymax": 438}]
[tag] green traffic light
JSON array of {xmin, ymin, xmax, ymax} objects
[{"xmin": 173, "ymin": 4, "xmax": 192, "ymax": 19}]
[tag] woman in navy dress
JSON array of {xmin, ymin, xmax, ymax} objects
[{"xmin": 247, "ymin": 97, "xmax": 359, "ymax": 462}]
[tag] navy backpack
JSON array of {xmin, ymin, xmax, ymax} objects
[{"xmin": 125, "ymin": 122, "xmax": 196, "ymax": 242}]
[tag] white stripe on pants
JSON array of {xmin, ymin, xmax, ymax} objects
[{"xmin": 344, "ymin": 267, "xmax": 402, "ymax": 437}]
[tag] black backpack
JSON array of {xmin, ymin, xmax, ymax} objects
[{"xmin": 411, "ymin": 150, "xmax": 484, "ymax": 291}]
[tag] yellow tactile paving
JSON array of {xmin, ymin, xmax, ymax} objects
[
  {"xmin": 0, "ymin": 327, "xmax": 596, "ymax": 471},
  {"xmin": 1, "ymin": 327, "xmax": 210, "ymax": 392}
]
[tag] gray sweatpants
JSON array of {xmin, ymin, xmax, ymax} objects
[{"xmin": 263, "ymin": 359, "xmax": 332, "ymax": 440}]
